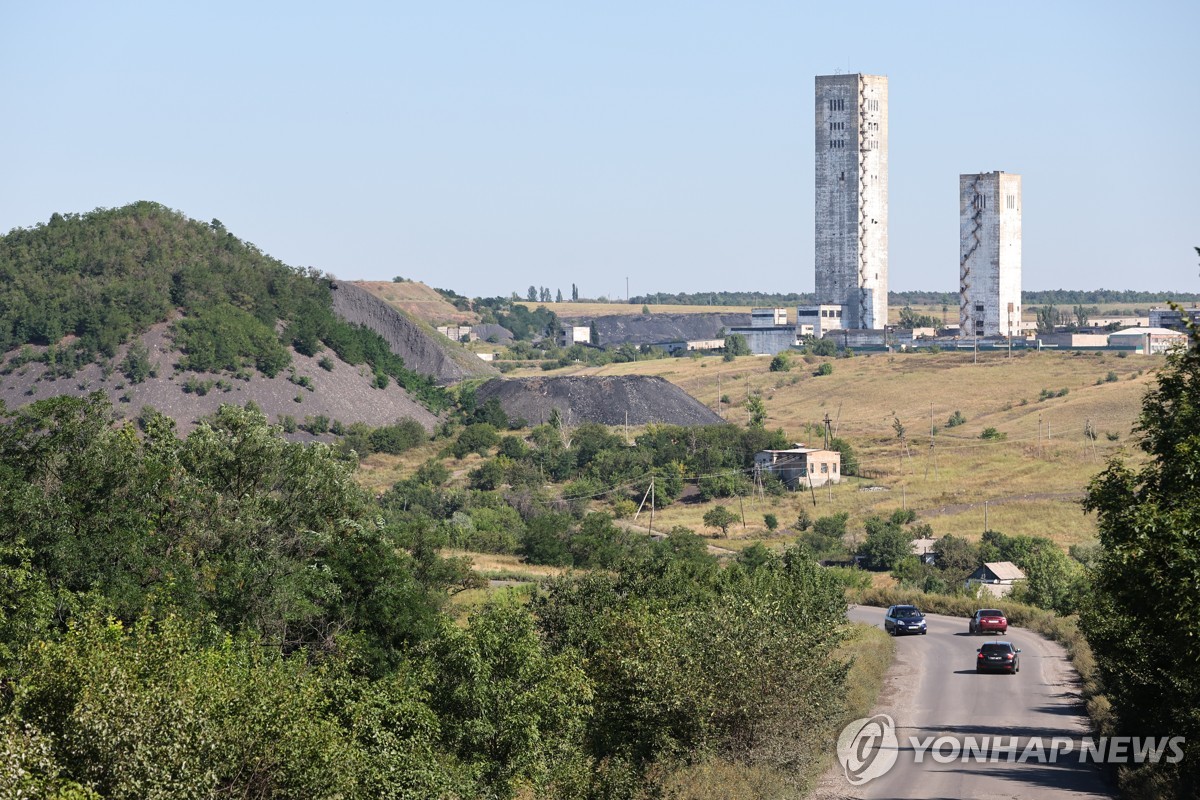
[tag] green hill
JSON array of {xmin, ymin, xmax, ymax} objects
[{"xmin": 0, "ymin": 202, "xmax": 450, "ymax": 410}]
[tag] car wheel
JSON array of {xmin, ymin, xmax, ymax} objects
[
  {"xmin": 976, "ymin": 667, "xmax": 983, "ymax": 673},
  {"xmin": 921, "ymin": 629, "xmax": 927, "ymax": 635}
]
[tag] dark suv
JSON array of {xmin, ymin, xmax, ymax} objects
[
  {"xmin": 969, "ymin": 609, "xmax": 1008, "ymax": 635},
  {"xmin": 884, "ymin": 605, "xmax": 927, "ymax": 636},
  {"xmin": 976, "ymin": 641, "xmax": 1021, "ymax": 673}
]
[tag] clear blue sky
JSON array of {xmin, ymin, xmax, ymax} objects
[{"xmin": 3, "ymin": 1, "xmax": 1197, "ymax": 299}]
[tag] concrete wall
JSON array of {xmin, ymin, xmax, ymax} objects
[
  {"xmin": 815, "ymin": 73, "xmax": 888, "ymax": 330},
  {"xmin": 960, "ymin": 171, "xmax": 1022, "ymax": 337},
  {"xmin": 727, "ymin": 326, "xmax": 797, "ymax": 355}
]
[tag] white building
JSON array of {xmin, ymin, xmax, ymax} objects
[
  {"xmin": 795, "ymin": 304, "xmax": 845, "ymax": 338},
  {"xmin": 960, "ymin": 171, "xmax": 1022, "ymax": 337},
  {"xmin": 751, "ymin": 307, "xmax": 788, "ymax": 327},
  {"xmin": 558, "ymin": 326, "xmax": 591, "ymax": 347},
  {"xmin": 815, "ymin": 73, "xmax": 888, "ymax": 331},
  {"xmin": 1108, "ymin": 327, "xmax": 1188, "ymax": 354}
]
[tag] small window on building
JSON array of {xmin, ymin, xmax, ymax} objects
[{"xmin": 821, "ymin": 463, "xmax": 829, "ymax": 473}]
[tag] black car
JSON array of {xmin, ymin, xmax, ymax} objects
[
  {"xmin": 883, "ymin": 605, "xmax": 928, "ymax": 636},
  {"xmin": 976, "ymin": 641, "xmax": 1021, "ymax": 673}
]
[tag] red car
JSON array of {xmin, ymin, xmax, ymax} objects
[{"xmin": 969, "ymin": 608, "xmax": 1008, "ymax": 635}]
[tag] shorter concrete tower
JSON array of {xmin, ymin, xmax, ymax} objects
[{"xmin": 960, "ymin": 171, "xmax": 1022, "ymax": 337}]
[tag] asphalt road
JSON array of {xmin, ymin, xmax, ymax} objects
[{"xmin": 817, "ymin": 607, "xmax": 1114, "ymax": 799}]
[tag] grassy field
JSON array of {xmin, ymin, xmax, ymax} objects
[
  {"xmin": 506, "ymin": 348, "xmax": 1159, "ymax": 548},
  {"xmin": 352, "ymin": 343, "xmax": 1160, "ymax": 556}
]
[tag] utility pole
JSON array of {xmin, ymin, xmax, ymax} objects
[
  {"xmin": 648, "ymin": 478, "xmax": 654, "ymax": 534},
  {"xmin": 926, "ymin": 402, "xmax": 934, "ymax": 480},
  {"xmin": 984, "ymin": 500, "xmax": 989, "ymax": 534},
  {"xmin": 823, "ymin": 412, "xmax": 833, "ymax": 450}
]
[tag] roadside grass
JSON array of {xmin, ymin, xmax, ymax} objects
[{"xmin": 652, "ymin": 621, "xmax": 893, "ymax": 799}]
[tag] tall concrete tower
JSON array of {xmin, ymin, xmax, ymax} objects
[
  {"xmin": 960, "ymin": 171, "xmax": 1022, "ymax": 337},
  {"xmin": 814, "ymin": 73, "xmax": 888, "ymax": 330}
]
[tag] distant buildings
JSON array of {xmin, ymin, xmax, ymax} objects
[
  {"xmin": 1149, "ymin": 307, "xmax": 1200, "ymax": 331},
  {"xmin": 814, "ymin": 73, "xmax": 888, "ymax": 331},
  {"xmin": 960, "ymin": 171, "xmax": 1022, "ymax": 338},
  {"xmin": 1107, "ymin": 327, "xmax": 1188, "ymax": 354}
]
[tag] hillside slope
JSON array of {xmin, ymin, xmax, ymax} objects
[
  {"xmin": 0, "ymin": 202, "xmax": 469, "ymax": 431},
  {"xmin": 331, "ymin": 282, "xmax": 497, "ymax": 385},
  {"xmin": 0, "ymin": 322, "xmax": 439, "ymax": 434},
  {"xmin": 354, "ymin": 280, "xmax": 479, "ymax": 326}
]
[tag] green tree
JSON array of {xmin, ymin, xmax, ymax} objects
[
  {"xmin": 527, "ymin": 286, "xmax": 537, "ymax": 302},
  {"xmin": 769, "ymin": 352, "xmax": 792, "ymax": 372},
  {"xmin": 745, "ymin": 394, "xmax": 767, "ymax": 428},
  {"xmin": 1035, "ymin": 304, "xmax": 1058, "ymax": 334},
  {"xmin": 857, "ymin": 516, "xmax": 912, "ymax": 571},
  {"xmin": 932, "ymin": 533, "xmax": 980, "ymax": 585},
  {"xmin": 723, "ymin": 333, "xmax": 750, "ymax": 356},
  {"xmin": 702, "ymin": 506, "xmax": 739, "ymax": 537},
  {"xmin": 1082, "ymin": 312, "xmax": 1200, "ymax": 793},
  {"xmin": 453, "ymin": 422, "xmax": 500, "ymax": 458},
  {"xmin": 424, "ymin": 600, "xmax": 592, "ymax": 795}
]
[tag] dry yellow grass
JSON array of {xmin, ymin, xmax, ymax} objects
[
  {"xmin": 444, "ymin": 550, "xmax": 569, "ymax": 580},
  {"xmin": 355, "ymin": 280, "xmax": 478, "ymax": 325},
  {"xmin": 352, "ymin": 347, "xmax": 1161, "ymax": 551},
  {"xmin": 517, "ymin": 349, "xmax": 1158, "ymax": 547}
]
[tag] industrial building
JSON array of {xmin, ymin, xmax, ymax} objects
[
  {"xmin": 751, "ymin": 307, "xmax": 788, "ymax": 327},
  {"xmin": 795, "ymin": 304, "xmax": 844, "ymax": 338},
  {"xmin": 960, "ymin": 171, "xmax": 1022, "ymax": 337},
  {"xmin": 1149, "ymin": 307, "xmax": 1200, "ymax": 331},
  {"xmin": 814, "ymin": 73, "xmax": 888, "ymax": 331},
  {"xmin": 1108, "ymin": 327, "xmax": 1188, "ymax": 354}
]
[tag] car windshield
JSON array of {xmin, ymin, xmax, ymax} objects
[
  {"xmin": 896, "ymin": 608, "xmax": 921, "ymax": 618},
  {"xmin": 981, "ymin": 609, "xmax": 1004, "ymax": 617},
  {"xmin": 980, "ymin": 644, "xmax": 1011, "ymax": 655}
]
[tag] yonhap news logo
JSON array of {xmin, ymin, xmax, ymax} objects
[
  {"xmin": 836, "ymin": 715, "xmax": 1185, "ymax": 786},
  {"xmin": 837, "ymin": 714, "xmax": 899, "ymax": 785}
]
